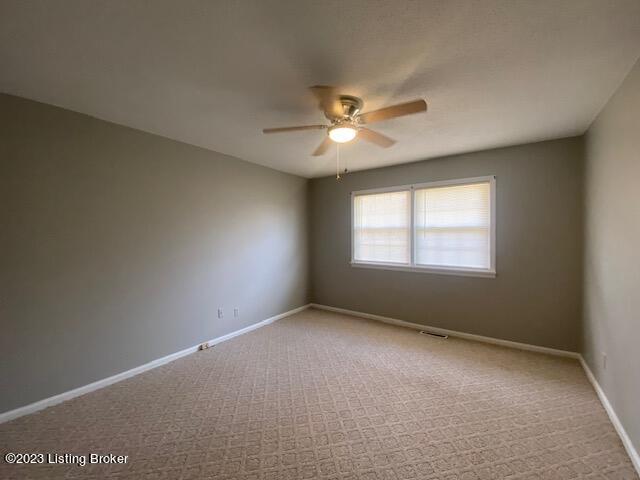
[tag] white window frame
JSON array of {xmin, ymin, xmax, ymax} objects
[{"xmin": 350, "ymin": 176, "xmax": 496, "ymax": 278}]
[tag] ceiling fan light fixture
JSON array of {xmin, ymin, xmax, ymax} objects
[{"xmin": 328, "ymin": 124, "xmax": 358, "ymax": 143}]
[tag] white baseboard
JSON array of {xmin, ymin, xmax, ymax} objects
[
  {"xmin": 579, "ymin": 356, "xmax": 640, "ymax": 475},
  {"xmin": 4, "ymin": 301, "xmax": 637, "ymax": 476},
  {"xmin": 309, "ymin": 303, "xmax": 580, "ymax": 359},
  {"xmin": 310, "ymin": 303, "xmax": 638, "ymax": 474},
  {"xmin": 207, "ymin": 303, "xmax": 309, "ymax": 346},
  {"xmin": 0, "ymin": 304, "xmax": 311, "ymax": 424}
]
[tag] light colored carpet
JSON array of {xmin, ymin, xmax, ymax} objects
[{"xmin": 1, "ymin": 308, "xmax": 637, "ymax": 479}]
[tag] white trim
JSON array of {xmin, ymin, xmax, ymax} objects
[
  {"xmin": 489, "ymin": 175, "xmax": 497, "ymax": 273},
  {"xmin": 351, "ymin": 176, "xmax": 496, "ymax": 278},
  {"xmin": 350, "ymin": 261, "xmax": 496, "ymax": 278},
  {"xmin": 350, "ymin": 175, "xmax": 495, "ymax": 196},
  {"xmin": 352, "ymin": 184, "xmax": 413, "ymax": 196},
  {"xmin": 350, "ymin": 189, "xmax": 355, "ymax": 264},
  {"xmin": 309, "ymin": 303, "xmax": 579, "ymax": 358},
  {"xmin": 579, "ymin": 356, "xmax": 640, "ymax": 475},
  {"xmin": 0, "ymin": 304, "xmax": 311, "ymax": 424}
]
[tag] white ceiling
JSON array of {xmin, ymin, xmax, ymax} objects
[{"xmin": 1, "ymin": 1, "xmax": 639, "ymax": 178}]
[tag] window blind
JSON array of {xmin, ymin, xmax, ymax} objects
[
  {"xmin": 414, "ymin": 182, "xmax": 491, "ymax": 269},
  {"xmin": 353, "ymin": 190, "xmax": 411, "ymax": 264}
]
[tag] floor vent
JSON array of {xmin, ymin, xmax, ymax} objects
[{"xmin": 420, "ymin": 331, "xmax": 449, "ymax": 339}]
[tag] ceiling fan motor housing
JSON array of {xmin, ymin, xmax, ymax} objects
[{"xmin": 326, "ymin": 95, "xmax": 363, "ymax": 121}]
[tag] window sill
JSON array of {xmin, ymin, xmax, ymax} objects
[{"xmin": 350, "ymin": 261, "xmax": 496, "ymax": 278}]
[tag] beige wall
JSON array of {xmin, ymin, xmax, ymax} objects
[
  {"xmin": 583, "ymin": 58, "xmax": 640, "ymax": 453},
  {"xmin": 0, "ymin": 94, "xmax": 309, "ymax": 413},
  {"xmin": 310, "ymin": 137, "xmax": 584, "ymax": 351}
]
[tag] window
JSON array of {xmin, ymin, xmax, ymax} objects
[
  {"xmin": 351, "ymin": 176, "xmax": 495, "ymax": 277},
  {"xmin": 353, "ymin": 190, "xmax": 411, "ymax": 265}
]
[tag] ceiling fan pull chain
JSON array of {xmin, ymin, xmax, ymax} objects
[
  {"xmin": 344, "ymin": 146, "xmax": 348, "ymax": 175},
  {"xmin": 336, "ymin": 143, "xmax": 341, "ymax": 180}
]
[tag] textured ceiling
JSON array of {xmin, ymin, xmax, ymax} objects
[{"xmin": 1, "ymin": 1, "xmax": 639, "ymax": 178}]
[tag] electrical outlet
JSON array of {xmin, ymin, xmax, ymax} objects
[
  {"xmin": 602, "ymin": 352, "xmax": 607, "ymax": 370},
  {"xmin": 234, "ymin": 308, "xmax": 239, "ymax": 318},
  {"xmin": 217, "ymin": 308, "xmax": 223, "ymax": 319}
]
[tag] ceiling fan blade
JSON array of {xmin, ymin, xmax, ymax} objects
[
  {"xmin": 359, "ymin": 99, "xmax": 427, "ymax": 124},
  {"xmin": 312, "ymin": 136, "xmax": 333, "ymax": 156},
  {"xmin": 358, "ymin": 128, "xmax": 396, "ymax": 148},
  {"xmin": 262, "ymin": 125, "xmax": 326, "ymax": 134},
  {"xmin": 309, "ymin": 85, "xmax": 344, "ymax": 119}
]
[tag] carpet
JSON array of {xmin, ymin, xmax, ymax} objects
[{"xmin": 0, "ymin": 308, "xmax": 637, "ymax": 479}]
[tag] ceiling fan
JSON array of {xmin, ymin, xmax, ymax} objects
[{"xmin": 262, "ymin": 86, "xmax": 428, "ymax": 156}]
